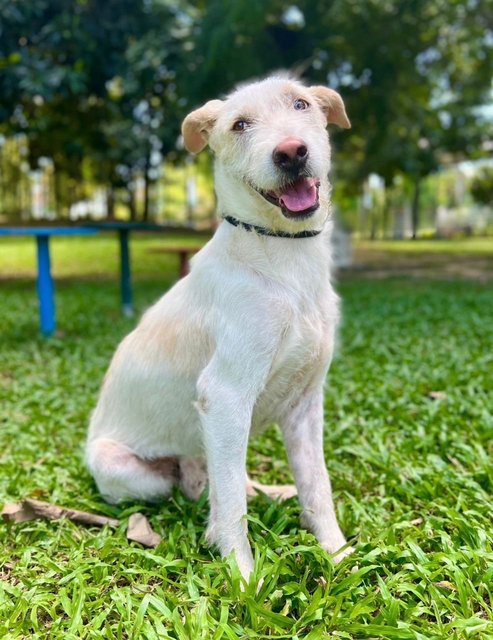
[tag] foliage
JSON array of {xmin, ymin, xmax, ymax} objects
[
  {"xmin": 0, "ymin": 0, "xmax": 192, "ymax": 217},
  {"xmin": 1, "ymin": 237, "xmax": 493, "ymax": 637},
  {"xmin": 0, "ymin": 0, "xmax": 492, "ymax": 225},
  {"xmin": 0, "ymin": 136, "xmax": 32, "ymax": 221},
  {"xmin": 470, "ymin": 167, "xmax": 493, "ymax": 207},
  {"xmin": 188, "ymin": 0, "xmax": 493, "ymax": 185}
]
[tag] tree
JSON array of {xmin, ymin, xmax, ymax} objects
[
  {"xmin": 185, "ymin": 0, "xmax": 493, "ymax": 236},
  {"xmin": 471, "ymin": 167, "xmax": 493, "ymax": 207},
  {"xmin": 0, "ymin": 0, "xmax": 192, "ymax": 218},
  {"xmin": 0, "ymin": 0, "xmax": 491, "ymax": 230},
  {"xmin": 308, "ymin": 0, "xmax": 493, "ymax": 236}
]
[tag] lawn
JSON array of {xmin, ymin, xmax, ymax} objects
[
  {"xmin": 355, "ymin": 237, "xmax": 493, "ymax": 255},
  {"xmin": 1, "ymin": 235, "xmax": 492, "ymax": 639}
]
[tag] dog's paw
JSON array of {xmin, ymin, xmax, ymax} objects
[
  {"xmin": 331, "ymin": 545, "xmax": 355, "ymax": 564},
  {"xmin": 320, "ymin": 540, "xmax": 355, "ymax": 565}
]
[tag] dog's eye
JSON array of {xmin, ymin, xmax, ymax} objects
[
  {"xmin": 232, "ymin": 120, "xmax": 249, "ymax": 132},
  {"xmin": 293, "ymin": 98, "xmax": 309, "ymax": 111}
]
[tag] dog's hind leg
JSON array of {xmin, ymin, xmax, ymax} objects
[
  {"xmin": 178, "ymin": 457, "xmax": 208, "ymax": 500},
  {"xmin": 86, "ymin": 437, "xmax": 179, "ymax": 504},
  {"xmin": 282, "ymin": 391, "xmax": 353, "ymax": 563}
]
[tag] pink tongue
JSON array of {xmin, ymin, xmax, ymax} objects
[{"xmin": 279, "ymin": 178, "xmax": 319, "ymax": 213}]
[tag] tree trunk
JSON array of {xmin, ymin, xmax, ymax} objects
[
  {"xmin": 23, "ymin": 173, "xmax": 31, "ymax": 221},
  {"xmin": 53, "ymin": 162, "xmax": 62, "ymax": 218},
  {"xmin": 382, "ymin": 188, "xmax": 390, "ymax": 239},
  {"xmin": 127, "ymin": 184, "xmax": 137, "ymax": 221},
  {"xmin": 142, "ymin": 151, "xmax": 151, "ymax": 222},
  {"xmin": 106, "ymin": 187, "xmax": 115, "ymax": 220},
  {"xmin": 411, "ymin": 177, "xmax": 421, "ymax": 239},
  {"xmin": 370, "ymin": 210, "xmax": 377, "ymax": 240}
]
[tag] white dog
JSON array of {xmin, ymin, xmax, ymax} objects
[{"xmin": 86, "ymin": 75, "xmax": 352, "ymax": 579}]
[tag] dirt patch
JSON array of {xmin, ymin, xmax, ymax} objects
[{"xmin": 341, "ymin": 248, "xmax": 493, "ymax": 282}]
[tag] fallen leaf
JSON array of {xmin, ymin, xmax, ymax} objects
[
  {"xmin": 1, "ymin": 499, "xmax": 119, "ymax": 528},
  {"xmin": 246, "ymin": 479, "xmax": 297, "ymax": 501},
  {"xmin": 448, "ymin": 456, "xmax": 463, "ymax": 469},
  {"xmin": 1, "ymin": 502, "xmax": 36, "ymax": 523},
  {"xmin": 316, "ymin": 575, "xmax": 328, "ymax": 588},
  {"xmin": 126, "ymin": 513, "xmax": 161, "ymax": 547},
  {"xmin": 428, "ymin": 391, "xmax": 447, "ymax": 400},
  {"xmin": 434, "ymin": 580, "xmax": 457, "ymax": 591}
]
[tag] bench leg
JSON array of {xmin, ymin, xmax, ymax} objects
[
  {"xmin": 36, "ymin": 236, "xmax": 56, "ymax": 337},
  {"xmin": 119, "ymin": 229, "xmax": 133, "ymax": 317}
]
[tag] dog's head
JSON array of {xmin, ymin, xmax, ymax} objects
[{"xmin": 182, "ymin": 75, "xmax": 350, "ymax": 231}]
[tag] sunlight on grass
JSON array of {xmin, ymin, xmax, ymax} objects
[{"xmin": 0, "ymin": 234, "xmax": 210, "ymax": 280}]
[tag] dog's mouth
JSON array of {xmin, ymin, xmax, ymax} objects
[{"xmin": 257, "ymin": 177, "xmax": 321, "ymax": 219}]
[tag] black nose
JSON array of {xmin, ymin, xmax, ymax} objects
[{"xmin": 273, "ymin": 138, "xmax": 308, "ymax": 172}]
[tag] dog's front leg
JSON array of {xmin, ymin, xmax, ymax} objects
[
  {"xmin": 195, "ymin": 291, "xmax": 283, "ymax": 580},
  {"xmin": 282, "ymin": 390, "xmax": 353, "ymax": 562},
  {"xmin": 197, "ymin": 383, "xmax": 254, "ymax": 578}
]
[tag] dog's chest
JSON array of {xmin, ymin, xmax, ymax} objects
[{"xmin": 253, "ymin": 288, "xmax": 337, "ymax": 428}]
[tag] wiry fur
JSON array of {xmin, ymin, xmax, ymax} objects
[{"xmin": 86, "ymin": 75, "xmax": 353, "ymax": 580}]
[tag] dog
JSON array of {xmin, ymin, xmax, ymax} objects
[{"xmin": 86, "ymin": 74, "xmax": 353, "ymax": 580}]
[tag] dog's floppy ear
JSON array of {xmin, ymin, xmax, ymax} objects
[
  {"xmin": 309, "ymin": 87, "xmax": 351, "ymax": 129},
  {"xmin": 181, "ymin": 100, "xmax": 224, "ymax": 153}
]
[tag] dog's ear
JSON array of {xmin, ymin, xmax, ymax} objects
[
  {"xmin": 181, "ymin": 100, "xmax": 224, "ymax": 153},
  {"xmin": 309, "ymin": 87, "xmax": 351, "ymax": 129}
]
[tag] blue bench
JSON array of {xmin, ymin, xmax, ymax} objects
[{"xmin": 0, "ymin": 223, "xmax": 166, "ymax": 336}]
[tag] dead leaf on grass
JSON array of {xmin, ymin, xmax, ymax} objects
[
  {"xmin": 126, "ymin": 513, "xmax": 161, "ymax": 547},
  {"xmin": 1, "ymin": 502, "xmax": 36, "ymax": 524},
  {"xmin": 1, "ymin": 499, "xmax": 119, "ymax": 527},
  {"xmin": 428, "ymin": 391, "xmax": 447, "ymax": 400},
  {"xmin": 434, "ymin": 580, "xmax": 457, "ymax": 591},
  {"xmin": 3, "ymin": 500, "xmax": 162, "ymax": 549}
]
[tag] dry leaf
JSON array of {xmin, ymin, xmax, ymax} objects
[
  {"xmin": 434, "ymin": 580, "xmax": 457, "ymax": 591},
  {"xmin": 410, "ymin": 517, "xmax": 423, "ymax": 526},
  {"xmin": 1, "ymin": 499, "xmax": 119, "ymax": 528},
  {"xmin": 3, "ymin": 500, "xmax": 162, "ymax": 549},
  {"xmin": 316, "ymin": 575, "xmax": 328, "ymax": 588},
  {"xmin": 1, "ymin": 502, "xmax": 36, "ymax": 523},
  {"xmin": 246, "ymin": 480, "xmax": 297, "ymax": 501},
  {"xmin": 126, "ymin": 513, "xmax": 161, "ymax": 547},
  {"xmin": 448, "ymin": 456, "xmax": 463, "ymax": 469},
  {"xmin": 428, "ymin": 391, "xmax": 447, "ymax": 400}
]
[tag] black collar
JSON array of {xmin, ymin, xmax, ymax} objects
[{"xmin": 223, "ymin": 215, "xmax": 322, "ymax": 238}]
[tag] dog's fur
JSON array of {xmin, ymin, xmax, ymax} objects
[{"xmin": 86, "ymin": 75, "xmax": 353, "ymax": 579}]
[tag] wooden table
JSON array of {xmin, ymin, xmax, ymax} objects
[{"xmin": 154, "ymin": 245, "xmax": 201, "ymax": 278}]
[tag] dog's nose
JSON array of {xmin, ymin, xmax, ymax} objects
[{"xmin": 273, "ymin": 138, "xmax": 308, "ymax": 171}]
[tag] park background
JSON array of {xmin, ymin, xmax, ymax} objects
[
  {"xmin": 0, "ymin": 0, "xmax": 492, "ymax": 237},
  {"xmin": 1, "ymin": 2, "xmax": 493, "ymax": 639}
]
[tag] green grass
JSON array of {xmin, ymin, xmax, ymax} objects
[
  {"xmin": 1, "ymin": 237, "xmax": 492, "ymax": 638},
  {"xmin": 0, "ymin": 234, "xmax": 210, "ymax": 280},
  {"xmin": 355, "ymin": 236, "xmax": 493, "ymax": 255}
]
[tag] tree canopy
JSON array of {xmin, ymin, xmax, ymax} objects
[{"xmin": 0, "ymin": 0, "xmax": 491, "ymax": 224}]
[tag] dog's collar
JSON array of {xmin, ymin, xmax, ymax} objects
[{"xmin": 223, "ymin": 215, "xmax": 322, "ymax": 239}]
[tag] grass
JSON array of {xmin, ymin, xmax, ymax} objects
[
  {"xmin": 355, "ymin": 237, "xmax": 493, "ymax": 255},
  {"xmin": 1, "ymin": 235, "xmax": 492, "ymax": 638},
  {"xmin": 0, "ymin": 233, "xmax": 210, "ymax": 280}
]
